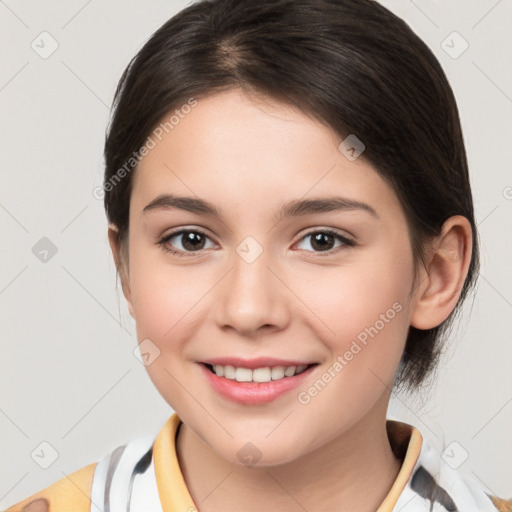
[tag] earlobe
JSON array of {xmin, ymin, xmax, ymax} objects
[
  {"xmin": 410, "ymin": 216, "xmax": 473, "ymax": 330},
  {"xmin": 107, "ymin": 225, "xmax": 135, "ymax": 318}
]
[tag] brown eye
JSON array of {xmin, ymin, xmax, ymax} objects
[
  {"xmin": 158, "ymin": 229, "xmax": 215, "ymax": 256},
  {"xmin": 178, "ymin": 231, "xmax": 207, "ymax": 251},
  {"xmin": 296, "ymin": 230, "xmax": 354, "ymax": 254}
]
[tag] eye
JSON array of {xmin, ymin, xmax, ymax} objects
[
  {"xmin": 294, "ymin": 229, "xmax": 354, "ymax": 255},
  {"xmin": 158, "ymin": 228, "xmax": 216, "ymax": 257},
  {"xmin": 158, "ymin": 227, "xmax": 354, "ymax": 257}
]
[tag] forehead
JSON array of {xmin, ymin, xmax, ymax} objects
[{"xmin": 131, "ymin": 89, "xmax": 402, "ymax": 221}]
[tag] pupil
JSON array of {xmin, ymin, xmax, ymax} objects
[
  {"xmin": 183, "ymin": 232, "xmax": 204, "ymax": 251},
  {"xmin": 312, "ymin": 233, "xmax": 333, "ymax": 251}
]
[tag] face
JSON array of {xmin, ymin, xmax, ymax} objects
[{"xmin": 119, "ymin": 88, "xmax": 420, "ymax": 466}]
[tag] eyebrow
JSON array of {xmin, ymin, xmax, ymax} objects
[{"xmin": 142, "ymin": 193, "xmax": 378, "ymax": 220}]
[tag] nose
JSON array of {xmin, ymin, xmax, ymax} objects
[{"xmin": 214, "ymin": 246, "xmax": 290, "ymax": 338}]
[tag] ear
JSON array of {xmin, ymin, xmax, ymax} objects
[
  {"xmin": 410, "ymin": 215, "xmax": 473, "ymax": 330},
  {"xmin": 108, "ymin": 224, "xmax": 135, "ymax": 318}
]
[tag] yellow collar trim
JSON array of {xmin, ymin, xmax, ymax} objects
[
  {"xmin": 377, "ymin": 419, "xmax": 423, "ymax": 511},
  {"xmin": 154, "ymin": 413, "xmax": 422, "ymax": 511},
  {"xmin": 153, "ymin": 413, "xmax": 197, "ymax": 511}
]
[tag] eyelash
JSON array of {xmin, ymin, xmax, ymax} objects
[{"xmin": 157, "ymin": 228, "xmax": 355, "ymax": 258}]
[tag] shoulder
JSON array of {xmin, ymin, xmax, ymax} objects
[
  {"xmin": 488, "ymin": 495, "xmax": 512, "ymax": 512},
  {"xmin": 3, "ymin": 462, "xmax": 97, "ymax": 512},
  {"xmin": 386, "ymin": 419, "xmax": 512, "ymax": 512},
  {"xmin": 3, "ymin": 420, "xmax": 170, "ymax": 512},
  {"xmin": 3, "ymin": 434, "xmax": 156, "ymax": 512}
]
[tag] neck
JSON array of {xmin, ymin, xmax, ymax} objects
[{"xmin": 176, "ymin": 405, "xmax": 402, "ymax": 512}]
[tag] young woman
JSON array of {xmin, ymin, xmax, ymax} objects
[{"xmin": 6, "ymin": 0, "xmax": 510, "ymax": 511}]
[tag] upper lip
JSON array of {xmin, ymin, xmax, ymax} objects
[{"xmin": 201, "ymin": 357, "xmax": 316, "ymax": 369}]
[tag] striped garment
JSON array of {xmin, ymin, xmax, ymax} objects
[{"xmin": 4, "ymin": 413, "xmax": 511, "ymax": 511}]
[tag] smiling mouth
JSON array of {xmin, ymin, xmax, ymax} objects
[{"xmin": 202, "ymin": 363, "xmax": 317, "ymax": 383}]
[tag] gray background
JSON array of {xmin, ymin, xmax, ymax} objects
[{"xmin": 1, "ymin": 0, "xmax": 511, "ymax": 507}]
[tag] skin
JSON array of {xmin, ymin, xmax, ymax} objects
[{"xmin": 109, "ymin": 88, "xmax": 472, "ymax": 511}]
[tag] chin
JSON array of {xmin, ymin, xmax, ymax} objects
[{"xmin": 211, "ymin": 434, "xmax": 308, "ymax": 469}]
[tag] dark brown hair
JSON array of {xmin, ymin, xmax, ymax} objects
[{"xmin": 103, "ymin": 0, "xmax": 479, "ymax": 394}]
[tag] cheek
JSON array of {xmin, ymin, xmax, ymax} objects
[
  {"xmin": 290, "ymin": 256, "xmax": 413, "ymax": 439},
  {"xmin": 128, "ymin": 241, "xmax": 207, "ymax": 342},
  {"xmin": 298, "ymin": 249, "xmax": 413, "ymax": 344},
  {"xmin": 127, "ymin": 248, "xmax": 206, "ymax": 410},
  {"xmin": 292, "ymin": 247, "xmax": 414, "ymax": 408}
]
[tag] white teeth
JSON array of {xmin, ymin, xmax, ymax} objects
[
  {"xmin": 271, "ymin": 366, "xmax": 285, "ymax": 380},
  {"xmin": 235, "ymin": 367, "xmax": 252, "ymax": 382},
  {"xmin": 253, "ymin": 367, "xmax": 272, "ymax": 383},
  {"xmin": 224, "ymin": 365, "xmax": 236, "ymax": 380},
  {"xmin": 284, "ymin": 366, "xmax": 296, "ymax": 377},
  {"xmin": 209, "ymin": 363, "xmax": 310, "ymax": 382}
]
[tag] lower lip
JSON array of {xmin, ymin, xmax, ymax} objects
[{"xmin": 200, "ymin": 364, "xmax": 316, "ymax": 405}]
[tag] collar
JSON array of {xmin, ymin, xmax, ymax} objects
[
  {"xmin": 153, "ymin": 413, "xmax": 503, "ymax": 511},
  {"xmin": 153, "ymin": 413, "xmax": 423, "ymax": 511}
]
